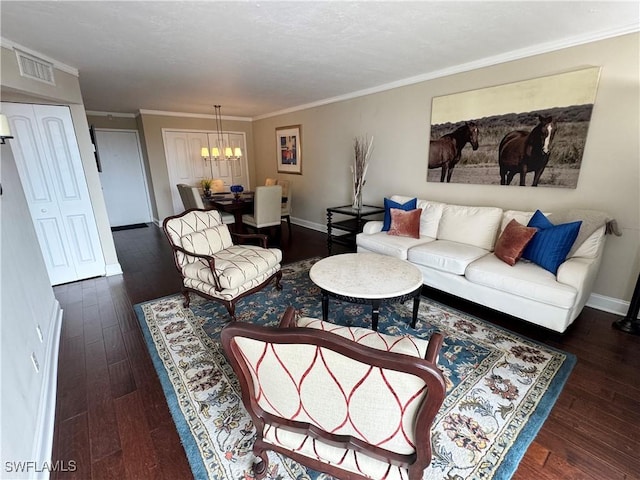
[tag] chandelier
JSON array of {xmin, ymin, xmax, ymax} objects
[{"xmin": 201, "ymin": 105, "xmax": 242, "ymax": 163}]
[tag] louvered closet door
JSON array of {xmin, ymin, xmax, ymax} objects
[{"xmin": 3, "ymin": 103, "xmax": 106, "ymax": 285}]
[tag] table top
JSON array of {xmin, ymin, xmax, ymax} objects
[
  {"xmin": 309, "ymin": 253, "xmax": 422, "ymax": 299},
  {"xmin": 327, "ymin": 205, "xmax": 385, "ymax": 216}
]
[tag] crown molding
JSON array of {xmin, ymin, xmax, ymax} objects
[
  {"xmin": 85, "ymin": 110, "xmax": 137, "ymax": 118},
  {"xmin": 0, "ymin": 37, "xmax": 79, "ymax": 77},
  {"xmin": 138, "ymin": 109, "xmax": 252, "ymax": 122},
  {"xmin": 253, "ymin": 24, "xmax": 640, "ymax": 121}
]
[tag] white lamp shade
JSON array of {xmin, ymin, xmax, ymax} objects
[
  {"xmin": 224, "ymin": 147, "xmax": 233, "ymax": 157},
  {"xmin": 201, "ymin": 147, "xmax": 210, "ymax": 157},
  {"xmin": 0, "ymin": 114, "xmax": 12, "ymax": 137},
  {"xmin": 233, "ymin": 147, "xmax": 242, "ymax": 157},
  {"xmin": 211, "ymin": 147, "xmax": 220, "ymax": 157}
]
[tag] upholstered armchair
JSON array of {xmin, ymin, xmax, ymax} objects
[
  {"xmin": 221, "ymin": 307, "xmax": 446, "ymax": 480},
  {"xmin": 163, "ymin": 209, "xmax": 283, "ymax": 320}
]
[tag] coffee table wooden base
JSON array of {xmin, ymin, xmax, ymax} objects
[{"xmin": 320, "ymin": 286, "xmax": 422, "ymax": 331}]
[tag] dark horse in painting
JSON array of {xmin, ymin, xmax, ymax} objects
[
  {"xmin": 428, "ymin": 122, "xmax": 479, "ymax": 182},
  {"xmin": 498, "ymin": 115, "xmax": 557, "ymax": 186}
]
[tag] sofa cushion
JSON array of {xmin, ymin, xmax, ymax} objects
[
  {"xmin": 419, "ymin": 201, "xmax": 446, "ymax": 238},
  {"xmin": 390, "ymin": 196, "xmax": 447, "ymax": 238},
  {"xmin": 465, "ymin": 254, "xmax": 577, "ymax": 308},
  {"xmin": 382, "ymin": 197, "xmax": 416, "ymax": 231},
  {"xmin": 407, "ymin": 240, "xmax": 489, "ymax": 275},
  {"xmin": 500, "ymin": 210, "xmax": 539, "ymax": 235},
  {"xmin": 357, "ymin": 231, "xmax": 434, "ymax": 260},
  {"xmin": 571, "ymin": 226, "xmax": 605, "ymax": 259},
  {"xmin": 388, "ymin": 208, "xmax": 421, "ymax": 238},
  {"xmin": 437, "ymin": 204, "xmax": 503, "ymax": 251},
  {"xmin": 523, "ymin": 210, "xmax": 582, "ymax": 275},
  {"xmin": 494, "ymin": 219, "xmax": 537, "ymax": 266}
]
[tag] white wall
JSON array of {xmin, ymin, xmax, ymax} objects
[
  {"xmin": 252, "ymin": 33, "xmax": 640, "ymax": 307},
  {"xmin": 1, "ymin": 143, "xmax": 62, "ymax": 478}
]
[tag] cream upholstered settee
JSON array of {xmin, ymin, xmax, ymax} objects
[
  {"xmin": 221, "ymin": 307, "xmax": 446, "ymax": 480},
  {"xmin": 356, "ymin": 195, "xmax": 610, "ymax": 333}
]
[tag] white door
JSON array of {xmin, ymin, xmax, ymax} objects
[
  {"xmin": 207, "ymin": 133, "xmax": 233, "ymax": 186},
  {"xmin": 2, "ymin": 103, "xmax": 106, "ymax": 285},
  {"xmin": 207, "ymin": 132, "xmax": 249, "ymax": 188},
  {"xmin": 164, "ymin": 131, "xmax": 208, "ymax": 214},
  {"xmin": 95, "ymin": 129, "xmax": 151, "ymax": 227},
  {"xmin": 164, "ymin": 130, "xmax": 250, "ymax": 215}
]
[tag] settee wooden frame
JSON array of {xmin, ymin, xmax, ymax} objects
[{"xmin": 221, "ymin": 307, "xmax": 446, "ymax": 480}]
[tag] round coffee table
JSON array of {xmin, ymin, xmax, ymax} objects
[{"xmin": 309, "ymin": 253, "xmax": 423, "ymax": 331}]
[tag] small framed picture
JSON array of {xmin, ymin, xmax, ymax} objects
[{"xmin": 276, "ymin": 125, "xmax": 302, "ymax": 174}]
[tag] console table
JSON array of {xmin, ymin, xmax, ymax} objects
[{"xmin": 326, "ymin": 204, "xmax": 384, "ymax": 254}]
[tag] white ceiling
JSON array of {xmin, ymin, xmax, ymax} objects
[{"xmin": 1, "ymin": 1, "xmax": 638, "ymax": 119}]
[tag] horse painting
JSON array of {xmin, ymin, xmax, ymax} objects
[
  {"xmin": 428, "ymin": 122, "xmax": 479, "ymax": 183},
  {"xmin": 498, "ymin": 115, "xmax": 557, "ymax": 186}
]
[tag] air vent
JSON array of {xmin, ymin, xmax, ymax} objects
[{"xmin": 15, "ymin": 49, "xmax": 55, "ymax": 85}]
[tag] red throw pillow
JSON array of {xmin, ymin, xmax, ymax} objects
[
  {"xmin": 388, "ymin": 208, "xmax": 421, "ymax": 239},
  {"xmin": 494, "ymin": 219, "xmax": 537, "ymax": 266}
]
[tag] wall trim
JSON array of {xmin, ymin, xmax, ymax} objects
[
  {"xmin": 587, "ymin": 293, "xmax": 634, "ymax": 318},
  {"xmin": 32, "ymin": 301, "xmax": 63, "ymax": 479},
  {"xmin": 253, "ymin": 25, "xmax": 640, "ymax": 121},
  {"xmin": 86, "ymin": 110, "xmax": 137, "ymax": 118},
  {"xmin": 291, "ymin": 216, "xmax": 325, "ymax": 233},
  {"xmin": 105, "ymin": 263, "xmax": 123, "ymax": 276},
  {"xmin": 138, "ymin": 109, "xmax": 252, "ymax": 122}
]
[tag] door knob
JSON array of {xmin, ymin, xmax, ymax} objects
[{"xmin": 41, "ymin": 208, "xmax": 47, "ymax": 213}]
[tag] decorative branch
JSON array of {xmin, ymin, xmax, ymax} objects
[{"xmin": 351, "ymin": 136, "xmax": 373, "ymax": 209}]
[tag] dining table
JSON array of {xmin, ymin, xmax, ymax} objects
[
  {"xmin": 202, "ymin": 192, "xmax": 255, "ymax": 232},
  {"xmin": 203, "ymin": 191, "xmax": 288, "ymax": 233}
]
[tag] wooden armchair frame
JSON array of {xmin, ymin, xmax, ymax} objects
[{"xmin": 221, "ymin": 307, "xmax": 446, "ymax": 480}]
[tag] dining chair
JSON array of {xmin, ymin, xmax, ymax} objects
[
  {"xmin": 242, "ymin": 185, "xmax": 283, "ymax": 240},
  {"xmin": 277, "ymin": 179, "xmax": 292, "ymax": 235},
  {"xmin": 264, "ymin": 177, "xmax": 277, "ymax": 186},
  {"xmin": 211, "ymin": 178, "xmax": 226, "ymax": 193},
  {"xmin": 186, "ymin": 185, "xmax": 235, "ymax": 225},
  {"xmin": 177, "ymin": 183, "xmax": 195, "ymax": 211}
]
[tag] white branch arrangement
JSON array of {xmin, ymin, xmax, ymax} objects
[{"xmin": 351, "ymin": 135, "xmax": 374, "ymax": 209}]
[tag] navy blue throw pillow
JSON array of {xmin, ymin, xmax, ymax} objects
[
  {"xmin": 522, "ymin": 210, "xmax": 582, "ymax": 275},
  {"xmin": 382, "ymin": 198, "xmax": 417, "ymax": 231}
]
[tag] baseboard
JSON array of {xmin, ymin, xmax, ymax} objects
[
  {"xmin": 587, "ymin": 293, "xmax": 634, "ymax": 317},
  {"xmin": 32, "ymin": 300, "xmax": 63, "ymax": 480},
  {"xmin": 105, "ymin": 262, "xmax": 123, "ymax": 276},
  {"xmin": 291, "ymin": 216, "xmax": 325, "ymax": 233}
]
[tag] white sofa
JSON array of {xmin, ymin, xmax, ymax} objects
[{"xmin": 356, "ymin": 195, "xmax": 608, "ymax": 333}]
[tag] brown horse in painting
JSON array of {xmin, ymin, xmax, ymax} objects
[
  {"xmin": 428, "ymin": 122, "xmax": 479, "ymax": 183},
  {"xmin": 498, "ymin": 115, "xmax": 557, "ymax": 186}
]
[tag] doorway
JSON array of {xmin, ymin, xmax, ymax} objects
[{"xmin": 94, "ymin": 129, "xmax": 152, "ymax": 227}]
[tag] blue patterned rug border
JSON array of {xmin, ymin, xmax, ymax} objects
[{"xmin": 134, "ymin": 298, "xmax": 208, "ymax": 480}]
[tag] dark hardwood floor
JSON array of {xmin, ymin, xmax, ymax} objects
[{"xmin": 51, "ymin": 223, "xmax": 640, "ymax": 479}]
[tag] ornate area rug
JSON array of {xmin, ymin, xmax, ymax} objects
[{"xmin": 134, "ymin": 258, "xmax": 575, "ymax": 480}]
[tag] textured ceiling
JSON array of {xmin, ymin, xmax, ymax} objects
[{"xmin": 1, "ymin": 1, "xmax": 638, "ymax": 118}]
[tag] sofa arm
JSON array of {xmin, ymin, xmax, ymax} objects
[
  {"xmin": 557, "ymin": 255, "xmax": 602, "ymax": 313},
  {"xmin": 362, "ymin": 220, "xmax": 383, "ymax": 234}
]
